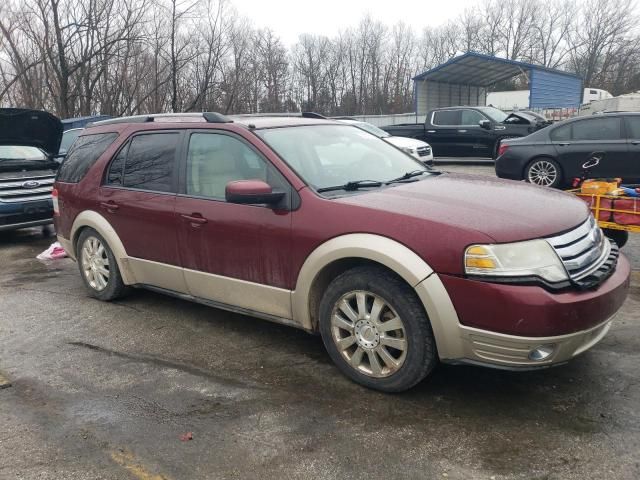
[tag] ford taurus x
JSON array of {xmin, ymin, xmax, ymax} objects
[{"xmin": 53, "ymin": 113, "xmax": 630, "ymax": 392}]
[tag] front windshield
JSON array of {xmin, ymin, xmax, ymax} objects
[
  {"xmin": 478, "ymin": 106, "xmax": 509, "ymax": 123},
  {"xmin": 256, "ymin": 124, "xmax": 428, "ymax": 192},
  {"xmin": 353, "ymin": 122, "xmax": 391, "ymax": 138},
  {"xmin": 0, "ymin": 146, "xmax": 47, "ymax": 161}
]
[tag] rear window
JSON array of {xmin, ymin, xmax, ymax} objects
[
  {"xmin": 432, "ymin": 110, "xmax": 461, "ymax": 126},
  {"xmin": 572, "ymin": 117, "xmax": 621, "ymax": 140},
  {"xmin": 56, "ymin": 133, "xmax": 118, "ymax": 183},
  {"xmin": 105, "ymin": 132, "xmax": 178, "ymax": 192}
]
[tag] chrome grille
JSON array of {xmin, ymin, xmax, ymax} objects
[
  {"xmin": 0, "ymin": 175, "xmax": 55, "ymax": 203},
  {"xmin": 417, "ymin": 146, "xmax": 431, "ymax": 157},
  {"xmin": 546, "ymin": 216, "xmax": 611, "ymax": 281}
]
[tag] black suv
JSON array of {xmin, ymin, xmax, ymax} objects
[
  {"xmin": 495, "ymin": 112, "xmax": 640, "ymax": 188},
  {"xmin": 0, "ymin": 109, "xmax": 62, "ymax": 231}
]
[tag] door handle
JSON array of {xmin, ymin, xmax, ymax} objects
[
  {"xmin": 631, "ymin": 140, "xmax": 640, "ymax": 145},
  {"xmin": 427, "ymin": 130, "xmax": 436, "ymax": 133},
  {"xmin": 100, "ymin": 201, "xmax": 119, "ymax": 212},
  {"xmin": 457, "ymin": 129, "xmax": 467, "ymax": 133},
  {"xmin": 558, "ymin": 142, "xmax": 571, "ymax": 146},
  {"xmin": 180, "ymin": 213, "xmax": 208, "ymax": 227}
]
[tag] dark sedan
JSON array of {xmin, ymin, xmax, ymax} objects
[{"xmin": 495, "ymin": 112, "xmax": 640, "ymax": 188}]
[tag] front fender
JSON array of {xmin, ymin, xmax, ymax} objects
[{"xmin": 292, "ymin": 233, "xmax": 435, "ymax": 330}]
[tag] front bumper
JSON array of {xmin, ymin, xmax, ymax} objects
[
  {"xmin": 414, "ymin": 254, "xmax": 630, "ymax": 369},
  {"xmin": 0, "ymin": 198, "xmax": 53, "ymax": 231}
]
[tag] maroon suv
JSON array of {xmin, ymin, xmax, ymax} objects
[{"xmin": 53, "ymin": 112, "xmax": 630, "ymax": 392}]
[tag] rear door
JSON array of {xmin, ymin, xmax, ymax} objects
[
  {"xmin": 552, "ymin": 117, "xmax": 629, "ymax": 179},
  {"xmin": 428, "ymin": 110, "xmax": 462, "ymax": 157},
  {"xmin": 623, "ymin": 116, "xmax": 640, "ymax": 182},
  {"xmin": 99, "ymin": 130, "xmax": 186, "ymax": 292}
]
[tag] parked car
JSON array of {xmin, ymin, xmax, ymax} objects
[
  {"xmin": 382, "ymin": 106, "xmax": 551, "ymax": 158},
  {"xmin": 335, "ymin": 118, "xmax": 433, "ymax": 164},
  {"xmin": 53, "ymin": 112, "xmax": 629, "ymax": 392},
  {"xmin": 495, "ymin": 112, "xmax": 640, "ymax": 188},
  {"xmin": 0, "ymin": 108, "xmax": 62, "ymax": 231},
  {"xmin": 57, "ymin": 127, "xmax": 83, "ymax": 160}
]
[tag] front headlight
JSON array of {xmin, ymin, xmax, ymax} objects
[
  {"xmin": 465, "ymin": 239, "xmax": 568, "ymax": 283},
  {"xmin": 401, "ymin": 147, "xmax": 416, "ymax": 155}
]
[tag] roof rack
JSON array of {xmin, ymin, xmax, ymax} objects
[
  {"xmin": 230, "ymin": 112, "xmax": 327, "ymax": 119},
  {"xmin": 89, "ymin": 112, "xmax": 233, "ymax": 127}
]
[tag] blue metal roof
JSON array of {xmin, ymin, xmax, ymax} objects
[
  {"xmin": 61, "ymin": 115, "xmax": 112, "ymax": 130},
  {"xmin": 413, "ymin": 52, "xmax": 581, "ymax": 87}
]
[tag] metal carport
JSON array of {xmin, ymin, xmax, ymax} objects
[{"xmin": 413, "ymin": 52, "xmax": 583, "ymax": 117}]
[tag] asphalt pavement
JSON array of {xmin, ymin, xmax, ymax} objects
[{"xmin": 0, "ymin": 166, "xmax": 638, "ymax": 480}]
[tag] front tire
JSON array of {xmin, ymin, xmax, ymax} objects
[
  {"xmin": 525, "ymin": 157, "xmax": 563, "ymax": 188},
  {"xmin": 318, "ymin": 266, "xmax": 437, "ymax": 392},
  {"xmin": 604, "ymin": 229, "xmax": 629, "ymax": 248},
  {"xmin": 77, "ymin": 228, "xmax": 128, "ymax": 301}
]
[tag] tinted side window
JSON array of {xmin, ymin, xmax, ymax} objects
[
  {"xmin": 572, "ymin": 118, "xmax": 621, "ymax": 141},
  {"xmin": 432, "ymin": 110, "xmax": 461, "ymax": 126},
  {"xmin": 624, "ymin": 117, "xmax": 640, "ymax": 139},
  {"xmin": 123, "ymin": 133, "xmax": 178, "ymax": 192},
  {"xmin": 550, "ymin": 124, "xmax": 571, "ymax": 142},
  {"xmin": 56, "ymin": 133, "xmax": 118, "ymax": 183},
  {"xmin": 106, "ymin": 143, "xmax": 128, "ymax": 186},
  {"xmin": 186, "ymin": 133, "xmax": 286, "ymax": 200},
  {"xmin": 461, "ymin": 109, "xmax": 486, "ymax": 125}
]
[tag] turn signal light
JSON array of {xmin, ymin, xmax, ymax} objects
[{"xmin": 52, "ymin": 188, "xmax": 60, "ymax": 216}]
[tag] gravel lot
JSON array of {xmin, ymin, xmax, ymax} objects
[{"xmin": 0, "ymin": 164, "xmax": 638, "ymax": 480}]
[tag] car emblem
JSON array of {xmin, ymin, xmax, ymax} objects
[{"xmin": 22, "ymin": 180, "xmax": 40, "ymax": 189}]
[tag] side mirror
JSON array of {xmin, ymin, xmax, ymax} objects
[
  {"xmin": 479, "ymin": 119, "xmax": 491, "ymax": 130},
  {"xmin": 225, "ymin": 179, "xmax": 285, "ymax": 206}
]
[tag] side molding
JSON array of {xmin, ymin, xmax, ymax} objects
[
  {"xmin": 292, "ymin": 234, "xmax": 435, "ymax": 331},
  {"xmin": 69, "ymin": 210, "xmax": 138, "ymax": 285}
]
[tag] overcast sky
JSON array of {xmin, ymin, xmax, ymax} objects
[{"xmin": 232, "ymin": 0, "xmax": 480, "ymax": 45}]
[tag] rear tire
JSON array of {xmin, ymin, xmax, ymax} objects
[
  {"xmin": 76, "ymin": 228, "xmax": 128, "ymax": 301},
  {"xmin": 318, "ymin": 266, "xmax": 437, "ymax": 392},
  {"xmin": 525, "ymin": 157, "xmax": 563, "ymax": 188}
]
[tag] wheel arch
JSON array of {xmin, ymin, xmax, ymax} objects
[
  {"xmin": 291, "ymin": 234, "xmax": 435, "ymax": 332},
  {"xmin": 70, "ymin": 210, "xmax": 137, "ymax": 285}
]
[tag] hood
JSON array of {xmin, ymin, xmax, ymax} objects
[
  {"xmin": 336, "ymin": 173, "xmax": 589, "ymax": 243},
  {"xmin": 0, "ymin": 108, "xmax": 63, "ymax": 156},
  {"xmin": 385, "ymin": 136, "xmax": 430, "ymax": 149}
]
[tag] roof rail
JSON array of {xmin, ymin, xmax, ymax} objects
[
  {"xmin": 89, "ymin": 112, "xmax": 233, "ymax": 127},
  {"xmin": 230, "ymin": 112, "xmax": 327, "ymax": 119}
]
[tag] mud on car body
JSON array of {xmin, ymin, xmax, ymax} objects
[{"xmin": 53, "ymin": 112, "xmax": 630, "ymax": 392}]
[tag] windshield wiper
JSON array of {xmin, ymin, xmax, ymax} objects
[
  {"xmin": 317, "ymin": 180, "xmax": 383, "ymax": 193},
  {"xmin": 386, "ymin": 169, "xmax": 429, "ymax": 184}
]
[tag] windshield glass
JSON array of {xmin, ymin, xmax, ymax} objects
[
  {"xmin": 352, "ymin": 122, "xmax": 391, "ymax": 138},
  {"xmin": 477, "ymin": 106, "xmax": 509, "ymax": 123},
  {"xmin": 256, "ymin": 124, "xmax": 428, "ymax": 192},
  {"xmin": 0, "ymin": 146, "xmax": 47, "ymax": 161}
]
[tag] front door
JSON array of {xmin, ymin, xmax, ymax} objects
[
  {"xmin": 552, "ymin": 116, "xmax": 629, "ymax": 180},
  {"xmin": 457, "ymin": 109, "xmax": 494, "ymax": 157},
  {"xmin": 175, "ymin": 130, "xmax": 294, "ymax": 319},
  {"xmin": 99, "ymin": 131, "xmax": 186, "ymax": 292},
  {"xmin": 623, "ymin": 116, "xmax": 640, "ymax": 182}
]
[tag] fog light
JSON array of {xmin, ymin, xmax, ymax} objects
[{"xmin": 528, "ymin": 344, "xmax": 556, "ymax": 361}]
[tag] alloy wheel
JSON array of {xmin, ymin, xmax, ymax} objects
[
  {"xmin": 80, "ymin": 236, "xmax": 110, "ymax": 291},
  {"xmin": 330, "ymin": 290, "xmax": 407, "ymax": 378},
  {"xmin": 528, "ymin": 160, "xmax": 558, "ymax": 186}
]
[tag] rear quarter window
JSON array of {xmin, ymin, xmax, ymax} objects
[{"xmin": 56, "ymin": 133, "xmax": 118, "ymax": 183}]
